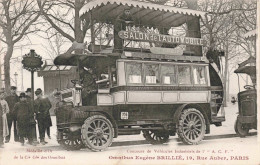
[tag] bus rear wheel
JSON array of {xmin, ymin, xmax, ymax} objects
[
  {"xmin": 143, "ymin": 130, "xmax": 169, "ymax": 144},
  {"xmin": 81, "ymin": 114, "xmax": 114, "ymax": 151},
  {"xmin": 177, "ymin": 108, "xmax": 206, "ymax": 145},
  {"xmin": 60, "ymin": 138, "xmax": 85, "ymax": 151}
]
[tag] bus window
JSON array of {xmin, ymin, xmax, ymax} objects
[
  {"xmin": 178, "ymin": 66, "xmax": 191, "ymax": 85},
  {"xmin": 111, "ymin": 67, "xmax": 117, "ymax": 87},
  {"xmin": 193, "ymin": 66, "xmax": 206, "ymax": 85},
  {"xmin": 144, "ymin": 64, "xmax": 159, "ymax": 85},
  {"xmin": 161, "ymin": 65, "xmax": 176, "ymax": 85},
  {"xmin": 126, "ymin": 63, "xmax": 142, "ymax": 84}
]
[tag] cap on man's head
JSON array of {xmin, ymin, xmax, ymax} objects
[
  {"xmin": 35, "ymin": 89, "xmax": 42, "ymax": 96},
  {"xmin": 19, "ymin": 92, "xmax": 26, "ymax": 98},
  {"xmin": 11, "ymin": 86, "xmax": 17, "ymax": 90},
  {"xmin": 36, "ymin": 88, "xmax": 42, "ymax": 92},
  {"xmin": 26, "ymin": 88, "xmax": 31, "ymax": 93}
]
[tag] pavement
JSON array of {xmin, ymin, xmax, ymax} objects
[{"xmin": 0, "ymin": 103, "xmax": 259, "ymax": 165}]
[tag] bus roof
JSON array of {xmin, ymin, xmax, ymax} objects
[{"xmin": 79, "ymin": 0, "xmax": 206, "ymax": 28}]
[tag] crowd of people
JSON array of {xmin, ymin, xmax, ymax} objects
[{"xmin": 0, "ymin": 86, "xmax": 52, "ymax": 148}]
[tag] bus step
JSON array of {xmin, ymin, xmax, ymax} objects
[
  {"xmin": 211, "ymin": 116, "xmax": 225, "ymax": 123},
  {"xmin": 118, "ymin": 128, "xmax": 141, "ymax": 135}
]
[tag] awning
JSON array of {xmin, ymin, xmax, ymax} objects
[
  {"xmin": 38, "ymin": 65, "xmax": 75, "ymax": 77},
  {"xmin": 244, "ymin": 29, "xmax": 257, "ymax": 39},
  {"xmin": 234, "ymin": 56, "xmax": 256, "ymax": 74},
  {"xmin": 80, "ymin": 0, "xmax": 206, "ymax": 28}
]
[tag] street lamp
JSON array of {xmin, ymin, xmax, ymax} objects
[{"xmin": 22, "ymin": 49, "xmax": 43, "ymax": 101}]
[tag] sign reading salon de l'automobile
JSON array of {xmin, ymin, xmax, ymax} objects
[{"xmin": 118, "ymin": 30, "xmax": 207, "ymax": 46}]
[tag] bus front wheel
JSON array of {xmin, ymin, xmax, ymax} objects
[
  {"xmin": 81, "ymin": 114, "xmax": 114, "ymax": 151},
  {"xmin": 177, "ymin": 108, "xmax": 206, "ymax": 145}
]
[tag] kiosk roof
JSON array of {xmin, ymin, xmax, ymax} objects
[{"xmin": 80, "ymin": 0, "xmax": 206, "ymax": 28}]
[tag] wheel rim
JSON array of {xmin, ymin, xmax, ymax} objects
[
  {"xmin": 143, "ymin": 130, "xmax": 169, "ymax": 144},
  {"xmin": 182, "ymin": 112, "xmax": 204, "ymax": 142},
  {"xmin": 60, "ymin": 136, "xmax": 84, "ymax": 150},
  {"xmin": 146, "ymin": 130, "xmax": 168, "ymax": 142},
  {"xmin": 83, "ymin": 118, "xmax": 113, "ymax": 148},
  {"xmin": 64, "ymin": 139, "xmax": 82, "ymax": 146}
]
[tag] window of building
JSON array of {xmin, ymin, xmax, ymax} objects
[
  {"xmin": 144, "ymin": 64, "xmax": 159, "ymax": 84},
  {"xmin": 161, "ymin": 65, "xmax": 176, "ymax": 85},
  {"xmin": 193, "ymin": 66, "xmax": 206, "ymax": 85},
  {"xmin": 178, "ymin": 65, "xmax": 191, "ymax": 85},
  {"xmin": 126, "ymin": 63, "xmax": 142, "ymax": 84}
]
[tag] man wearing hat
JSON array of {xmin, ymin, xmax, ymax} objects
[
  {"xmin": 5, "ymin": 86, "xmax": 19, "ymax": 142},
  {"xmin": 14, "ymin": 92, "xmax": 33, "ymax": 146},
  {"xmin": 25, "ymin": 88, "xmax": 38, "ymax": 145},
  {"xmin": 25, "ymin": 88, "xmax": 32, "ymax": 100},
  {"xmin": 0, "ymin": 90, "xmax": 8, "ymax": 147},
  {"xmin": 34, "ymin": 88, "xmax": 52, "ymax": 144}
]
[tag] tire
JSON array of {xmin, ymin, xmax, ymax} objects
[
  {"xmin": 59, "ymin": 138, "xmax": 85, "ymax": 151},
  {"xmin": 234, "ymin": 119, "xmax": 249, "ymax": 137},
  {"xmin": 81, "ymin": 115, "xmax": 114, "ymax": 152},
  {"xmin": 143, "ymin": 130, "xmax": 169, "ymax": 144},
  {"xmin": 177, "ymin": 108, "xmax": 206, "ymax": 145}
]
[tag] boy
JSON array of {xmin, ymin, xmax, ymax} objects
[{"xmin": 14, "ymin": 93, "xmax": 32, "ymax": 146}]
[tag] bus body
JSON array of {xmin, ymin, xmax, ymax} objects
[{"xmin": 53, "ymin": 0, "xmax": 225, "ymax": 151}]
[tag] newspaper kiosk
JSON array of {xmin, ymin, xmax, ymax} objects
[{"xmin": 54, "ymin": 0, "xmax": 225, "ymax": 151}]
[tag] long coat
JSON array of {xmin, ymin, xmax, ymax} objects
[
  {"xmin": 5, "ymin": 94, "xmax": 19, "ymax": 118},
  {"xmin": 14, "ymin": 101, "xmax": 33, "ymax": 137},
  {"xmin": 1, "ymin": 100, "xmax": 9, "ymax": 137},
  {"xmin": 34, "ymin": 97, "xmax": 52, "ymax": 127}
]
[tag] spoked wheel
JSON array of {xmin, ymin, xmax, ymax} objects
[
  {"xmin": 177, "ymin": 108, "xmax": 206, "ymax": 145},
  {"xmin": 143, "ymin": 130, "xmax": 169, "ymax": 144},
  {"xmin": 234, "ymin": 119, "xmax": 249, "ymax": 137},
  {"xmin": 81, "ymin": 115, "xmax": 114, "ymax": 152},
  {"xmin": 59, "ymin": 137, "xmax": 85, "ymax": 151}
]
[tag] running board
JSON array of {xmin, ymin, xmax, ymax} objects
[{"xmin": 211, "ymin": 116, "xmax": 225, "ymax": 126}]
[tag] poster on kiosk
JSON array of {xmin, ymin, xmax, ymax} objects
[{"xmin": 0, "ymin": 0, "xmax": 259, "ymax": 165}]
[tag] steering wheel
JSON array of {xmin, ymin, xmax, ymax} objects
[{"xmin": 244, "ymin": 85, "xmax": 254, "ymax": 90}]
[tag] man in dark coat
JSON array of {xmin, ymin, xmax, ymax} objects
[
  {"xmin": 34, "ymin": 88, "xmax": 52, "ymax": 145},
  {"xmin": 25, "ymin": 88, "xmax": 38, "ymax": 146},
  {"xmin": 14, "ymin": 92, "xmax": 33, "ymax": 146},
  {"xmin": 5, "ymin": 86, "xmax": 19, "ymax": 142}
]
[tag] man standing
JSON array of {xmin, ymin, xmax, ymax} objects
[
  {"xmin": 0, "ymin": 90, "xmax": 9, "ymax": 142},
  {"xmin": 5, "ymin": 86, "xmax": 19, "ymax": 142},
  {"xmin": 14, "ymin": 93, "xmax": 32, "ymax": 146},
  {"xmin": 0, "ymin": 89, "xmax": 8, "ymax": 148},
  {"xmin": 34, "ymin": 88, "xmax": 52, "ymax": 145},
  {"xmin": 25, "ymin": 88, "xmax": 38, "ymax": 146}
]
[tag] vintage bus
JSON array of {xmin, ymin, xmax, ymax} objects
[{"xmin": 53, "ymin": 0, "xmax": 225, "ymax": 151}]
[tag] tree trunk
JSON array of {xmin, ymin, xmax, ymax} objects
[
  {"xmin": 74, "ymin": 0, "xmax": 84, "ymax": 43},
  {"xmin": 227, "ymin": 70, "xmax": 230, "ymax": 102},
  {"xmin": 74, "ymin": 0, "xmax": 85, "ymax": 54},
  {"xmin": 223, "ymin": 42, "xmax": 229, "ymax": 107},
  {"xmin": 185, "ymin": 0, "xmax": 202, "ymax": 56},
  {"xmin": 4, "ymin": 44, "xmax": 14, "ymax": 93}
]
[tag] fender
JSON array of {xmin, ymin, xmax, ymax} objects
[{"xmin": 173, "ymin": 104, "xmax": 210, "ymax": 134}]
